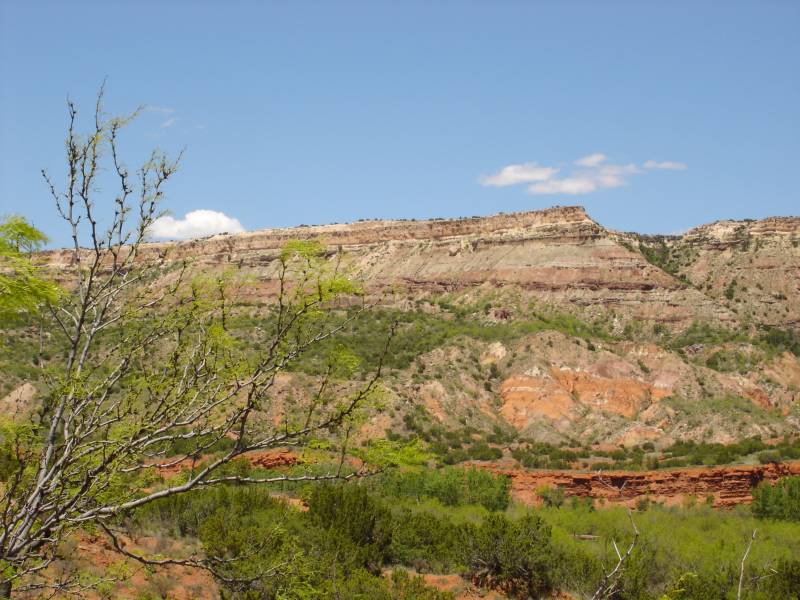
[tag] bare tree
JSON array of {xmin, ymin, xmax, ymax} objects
[
  {"xmin": 737, "ymin": 530, "xmax": 757, "ymax": 600},
  {"xmin": 0, "ymin": 86, "xmax": 388, "ymax": 597},
  {"xmin": 590, "ymin": 511, "xmax": 639, "ymax": 600}
]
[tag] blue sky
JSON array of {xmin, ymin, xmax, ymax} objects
[{"xmin": 1, "ymin": 1, "xmax": 798, "ymax": 246}]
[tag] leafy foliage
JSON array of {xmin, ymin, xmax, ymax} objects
[
  {"xmin": 282, "ymin": 306, "xmax": 609, "ymax": 373},
  {"xmin": 752, "ymin": 477, "xmax": 800, "ymax": 522},
  {"xmin": 122, "ymin": 470, "xmax": 800, "ymax": 600},
  {"xmin": 132, "ymin": 483, "xmax": 454, "ymax": 599},
  {"xmin": 0, "ymin": 215, "xmax": 59, "ymax": 318},
  {"xmin": 459, "ymin": 513, "xmax": 554, "ymax": 599},
  {"xmin": 307, "ymin": 484, "xmax": 393, "ymax": 572},
  {"xmin": 375, "ymin": 467, "xmax": 510, "ymax": 511},
  {"xmin": 759, "ymin": 326, "xmax": 800, "ymax": 357}
]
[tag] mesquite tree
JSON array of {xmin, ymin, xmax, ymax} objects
[
  {"xmin": 0, "ymin": 216, "xmax": 59, "ymax": 319},
  {"xmin": 0, "ymin": 88, "xmax": 386, "ymax": 597}
]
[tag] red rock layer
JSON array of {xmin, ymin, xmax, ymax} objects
[{"xmin": 480, "ymin": 461, "xmax": 800, "ymax": 508}]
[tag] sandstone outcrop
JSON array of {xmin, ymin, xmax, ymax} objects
[
  {"xmin": 38, "ymin": 206, "xmax": 741, "ymax": 331},
  {"xmin": 634, "ymin": 216, "xmax": 800, "ymax": 331},
  {"xmin": 481, "ymin": 461, "xmax": 800, "ymax": 508}
]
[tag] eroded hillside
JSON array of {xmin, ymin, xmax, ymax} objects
[{"xmin": 8, "ymin": 206, "xmax": 800, "ymax": 449}]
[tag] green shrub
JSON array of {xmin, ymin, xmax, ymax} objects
[
  {"xmin": 459, "ymin": 513, "xmax": 554, "ymax": 599},
  {"xmin": 307, "ymin": 483, "xmax": 393, "ymax": 571},
  {"xmin": 466, "ymin": 442, "xmax": 503, "ymax": 461},
  {"xmin": 389, "ymin": 509, "xmax": 460, "ymax": 572},
  {"xmin": 759, "ymin": 558, "xmax": 800, "ymax": 599},
  {"xmin": 659, "ymin": 570, "xmax": 735, "ymax": 600},
  {"xmin": 668, "ymin": 321, "xmax": 744, "ymax": 349},
  {"xmin": 270, "ymin": 306, "xmax": 609, "ymax": 374},
  {"xmin": 387, "ymin": 569, "xmax": 456, "ymax": 600},
  {"xmin": 761, "ymin": 327, "xmax": 800, "ymax": 357},
  {"xmin": 752, "ymin": 477, "xmax": 800, "ymax": 521},
  {"xmin": 376, "ymin": 467, "xmax": 510, "ymax": 511},
  {"xmin": 537, "ymin": 486, "xmax": 565, "ymax": 508}
]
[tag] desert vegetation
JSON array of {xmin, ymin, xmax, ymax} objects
[{"xmin": 115, "ymin": 465, "xmax": 800, "ymax": 599}]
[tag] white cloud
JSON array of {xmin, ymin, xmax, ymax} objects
[
  {"xmin": 528, "ymin": 163, "xmax": 638, "ymax": 195},
  {"xmin": 574, "ymin": 153, "xmax": 606, "ymax": 167},
  {"xmin": 527, "ymin": 177, "xmax": 597, "ymax": 195},
  {"xmin": 480, "ymin": 154, "xmax": 685, "ymax": 196},
  {"xmin": 643, "ymin": 160, "xmax": 687, "ymax": 170},
  {"xmin": 160, "ymin": 117, "xmax": 176, "ymax": 128},
  {"xmin": 149, "ymin": 210, "xmax": 245, "ymax": 240},
  {"xmin": 479, "ymin": 162, "xmax": 560, "ymax": 187}
]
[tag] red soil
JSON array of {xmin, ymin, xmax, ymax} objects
[{"xmin": 152, "ymin": 448, "xmax": 298, "ymax": 480}]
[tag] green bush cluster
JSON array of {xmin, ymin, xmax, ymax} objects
[
  {"xmin": 760, "ymin": 326, "xmax": 800, "ymax": 357},
  {"xmin": 460, "ymin": 513, "xmax": 554, "ymax": 598},
  {"xmin": 664, "ymin": 320, "xmax": 800, "ymax": 373},
  {"xmin": 486, "ymin": 435, "xmax": 799, "ymax": 472},
  {"xmin": 130, "ymin": 476, "xmax": 800, "ymax": 600},
  {"xmin": 374, "ymin": 467, "xmax": 510, "ymax": 512},
  {"xmin": 535, "ymin": 502, "xmax": 800, "ymax": 600},
  {"xmin": 668, "ymin": 321, "xmax": 746, "ymax": 350},
  {"xmin": 752, "ymin": 477, "xmax": 800, "ymax": 522},
  {"xmin": 307, "ymin": 484, "xmax": 393, "ymax": 572},
  {"xmin": 511, "ymin": 442, "xmax": 581, "ymax": 469},
  {"xmin": 255, "ymin": 305, "xmax": 608, "ymax": 374},
  {"xmin": 390, "ymin": 419, "xmax": 507, "ymax": 465},
  {"xmin": 659, "ymin": 437, "xmax": 800, "ymax": 468},
  {"xmin": 132, "ymin": 484, "xmax": 455, "ymax": 600},
  {"xmin": 637, "ymin": 239, "xmax": 686, "ymax": 278}
]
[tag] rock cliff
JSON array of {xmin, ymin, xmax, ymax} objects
[
  {"xmin": 40, "ymin": 205, "xmax": 774, "ymax": 331},
  {"xmin": 27, "ymin": 205, "xmax": 800, "ymax": 446}
]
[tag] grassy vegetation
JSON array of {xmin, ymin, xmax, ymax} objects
[
  {"xmin": 231, "ymin": 305, "xmax": 611, "ymax": 374},
  {"xmin": 0, "ymin": 323, "xmax": 49, "ymax": 396},
  {"xmin": 636, "ymin": 238, "xmax": 684, "ymax": 278},
  {"xmin": 127, "ymin": 463, "xmax": 800, "ymax": 599},
  {"xmin": 374, "ymin": 467, "xmax": 511, "ymax": 511},
  {"xmin": 507, "ymin": 436, "xmax": 800, "ymax": 472},
  {"xmin": 666, "ymin": 321, "xmax": 747, "ymax": 350},
  {"xmin": 385, "ymin": 401, "xmax": 798, "ymax": 470},
  {"xmin": 760, "ymin": 326, "xmax": 800, "ymax": 357},
  {"xmin": 658, "ymin": 437, "xmax": 800, "ymax": 468},
  {"xmin": 752, "ymin": 477, "xmax": 800, "ymax": 521},
  {"xmin": 664, "ymin": 320, "xmax": 800, "ymax": 374},
  {"xmin": 387, "ymin": 413, "xmax": 513, "ymax": 465},
  {"xmin": 131, "ymin": 484, "xmax": 454, "ymax": 600}
]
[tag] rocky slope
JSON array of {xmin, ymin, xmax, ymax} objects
[
  {"xmin": 626, "ymin": 216, "xmax": 800, "ymax": 331},
  {"xmin": 26, "ymin": 206, "xmax": 800, "ymax": 446},
  {"xmin": 40, "ymin": 206, "xmax": 799, "ymax": 333},
  {"xmin": 38, "ymin": 206, "xmax": 736, "ymax": 331}
]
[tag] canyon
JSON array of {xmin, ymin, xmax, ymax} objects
[{"xmin": 21, "ymin": 205, "xmax": 800, "ymax": 447}]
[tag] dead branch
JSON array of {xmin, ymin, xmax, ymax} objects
[
  {"xmin": 590, "ymin": 510, "xmax": 639, "ymax": 600},
  {"xmin": 737, "ymin": 529, "xmax": 757, "ymax": 600}
]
